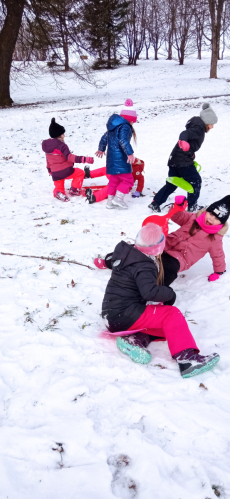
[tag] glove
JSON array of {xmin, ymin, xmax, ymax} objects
[
  {"xmin": 127, "ymin": 154, "xmax": 135, "ymax": 164},
  {"xmin": 132, "ymin": 191, "xmax": 141, "ymax": 198},
  {"xmin": 208, "ymin": 271, "xmax": 225, "ymax": 282},
  {"xmin": 164, "ymin": 289, "xmax": 176, "ymax": 306},
  {"xmin": 82, "ymin": 156, "xmax": 94, "ymax": 164},
  {"xmin": 175, "ymin": 195, "xmax": 188, "ymax": 211},
  {"xmin": 178, "ymin": 140, "xmax": 190, "ymax": 152}
]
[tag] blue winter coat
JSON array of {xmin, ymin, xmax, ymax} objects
[{"xmin": 98, "ymin": 114, "xmax": 134, "ymax": 175}]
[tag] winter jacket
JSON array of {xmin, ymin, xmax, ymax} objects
[
  {"xmin": 98, "ymin": 114, "xmax": 134, "ymax": 175},
  {"xmin": 168, "ymin": 117, "xmax": 206, "ymax": 168},
  {"xmin": 42, "ymin": 138, "xmax": 84, "ymax": 181},
  {"xmin": 102, "ymin": 241, "xmax": 175, "ymax": 332},
  {"xmin": 165, "ymin": 209, "xmax": 228, "ymax": 273}
]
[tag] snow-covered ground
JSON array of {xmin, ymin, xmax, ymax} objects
[{"xmin": 0, "ymin": 57, "xmax": 230, "ymax": 499}]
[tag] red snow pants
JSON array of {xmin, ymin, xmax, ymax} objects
[
  {"xmin": 127, "ymin": 304, "xmax": 198, "ymax": 357},
  {"xmin": 90, "ymin": 167, "xmax": 109, "ymax": 202},
  {"xmin": 132, "ymin": 159, "xmax": 144, "ymax": 193},
  {"xmin": 53, "ymin": 168, "xmax": 85, "ymax": 196}
]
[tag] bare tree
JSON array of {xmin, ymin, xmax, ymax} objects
[
  {"xmin": 173, "ymin": 0, "xmax": 195, "ymax": 65},
  {"xmin": 123, "ymin": 0, "xmax": 147, "ymax": 65},
  {"xmin": 194, "ymin": 0, "xmax": 209, "ymax": 59},
  {"xmin": 206, "ymin": 0, "xmax": 225, "ymax": 77},
  {"xmin": 162, "ymin": 0, "xmax": 177, "ymax": 60},
  {"xmin": 147, "ymin": 0, "xmax": 164, "ymax": 60}
]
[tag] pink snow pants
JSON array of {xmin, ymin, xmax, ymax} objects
[
  {"xmin": 128, "ymin": 305, "xmax": 198, "ymax": 357},
  {"xmin": 108, "ymin": 173, "xmax": 134, "ymax": 196}
]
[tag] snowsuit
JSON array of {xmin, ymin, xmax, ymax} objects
[
  {"xmin": 98, "ymin": 114, "xmax": 134, "ymax": 195},
  {"xmin": 164, "ymin": 209, "xmax": 228, "ymax": 274},
  {"xmin": 102, "ymin": 241, "xmax": 198, "ymax": 356},
  {"xmin": 154, "ymin": 117, "xmax": 206, "ymax": 208},
  {"xmin": 42, "ymin": 138, "xmax": 85, "ymax": 196},
  {"xmin": 132, "ymin": 158, "xmax": 144, "ymax": 193}
]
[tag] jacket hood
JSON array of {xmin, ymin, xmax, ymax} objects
[
  {"xmin": 186, "ymin": 116, "xmax": 206, "ymax": 132},
  {"xmin": 111, "ymin": 241, "xmax": 154, "ymax": 270},
  {"xmin": 42, "ymin": 138, "xmax": 60, "ymax": 154},
  {"xmin": 107, "ymin": 114, "xmax": 131, "ymax": 131},
  {"xmin": 196, "ymin": 207, "xmax": 228, "ymax": 236}
]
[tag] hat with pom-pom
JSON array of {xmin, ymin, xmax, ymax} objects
[
  {"xmin": 135, "ymin": 223, "xmax": 165, "ymax": 256},
  {"xmin": 120, "ymin": 99, "xmax": 137, "ymax": 123},
  {"xmin": 206, "ymin": 195, "xmax": 230, "ymax": 224},
  {"xmin": 200, "ymin": 102, "xmax": 218, "ymax": 125},
  {"xmin": 49, "ymin": 117, "xmax": 65, "ymax": 138}
]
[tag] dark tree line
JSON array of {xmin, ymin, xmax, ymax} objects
[{"xmin": 1, "ymin": 0, "xmax": 230, "ymax": 106}]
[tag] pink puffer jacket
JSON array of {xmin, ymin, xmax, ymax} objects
[{"xmin": 165, "ymin": 209, "xmax": 228, "ymax": 273}]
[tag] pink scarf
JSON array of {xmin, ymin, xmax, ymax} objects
[{"xmin": 196, "ymin": 212, "xmax": 223, "ymax": 234}]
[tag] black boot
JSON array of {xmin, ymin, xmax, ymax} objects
[
  {"xmin": 187, "ymin": 203, "xmax": 203, "ymax": 212},
  {"xmin": 84, "ymin": 165, "xmax": 91, "ymax": 179},
  {"xmin": 85, "ymin": 188, "xmax": 96, "ymax": 204},
  {"xmin": 148, "ymin": 200, "xmax": 161, "ymax": 212},
  {"xmin": 173, "ymin": 348, "xmax": 220, "ymax": 378}
]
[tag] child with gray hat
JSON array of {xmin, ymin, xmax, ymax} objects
[{"xmin": 149, "ymin": 102, "xmax": 218, "ymax": 213}]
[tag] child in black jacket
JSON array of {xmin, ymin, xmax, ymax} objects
[
  {"xmin": 102, "ymin": 223, "xmax": 219, "ymax": 378},
  {"xmin": 149, "ymin": 102, "xmax": 218, "ymax": 212}
]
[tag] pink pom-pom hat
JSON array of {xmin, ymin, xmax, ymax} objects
[
  {"xmin": 135, "ymin": 223, "xmax": 165, "ymax": 256},
  {"xmin": 120, "ymin": 98, "xmax": 137, "ymax": 123}
]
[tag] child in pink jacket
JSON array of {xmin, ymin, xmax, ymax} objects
[
  {"xmin": 162, "ymin": 194, "xmax": 229, "ymax": 283},
  {"xmin": 42, "ymin": 118, "xmax": 94, "ymax": 202}
]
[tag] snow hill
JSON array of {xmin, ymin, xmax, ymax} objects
[{"xmin": 0, "ymin": 58, "xmax": 230, "ymax": 499}]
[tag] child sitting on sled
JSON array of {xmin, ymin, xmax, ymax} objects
[
  {"xmin": 42, "ymin": 117, "xmax": 94, "ymax": 202},
  {"xmin": 102, "ymin": 222, "xmax": 220, "ymax": 378},
  {"xmin": 85, "ymin": 157, "xmax": 145, "ymax": 204}
]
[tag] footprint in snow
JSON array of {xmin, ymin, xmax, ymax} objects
[{"xmin": 107, "ymin": 454, "xmax": 138, "ymax": 498}]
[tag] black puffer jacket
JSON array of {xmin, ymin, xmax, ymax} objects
[
  {"xmin": 102, "ymin": 241, "xmax": 175, "ymax": 332},
  {"xmin": 168, "ymin": 116, "xmax": 206, "ymax": 168}
]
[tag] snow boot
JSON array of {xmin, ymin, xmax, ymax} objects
[
  {"xmin": 173, "ymin": 348, "xmax": 220, "ymax": 378},
  {"xmin": 69, "ymin": 187, "xmax": 82, "ymax": 196},
  {"xmin": 84, "ymin": 165, "xmax": 91, "ymax": 179},
  {"xmin": 106, "ymin": 195, "xmax": 115, "ymax": 209},
  {"xmin": 148, "ymin": 200, "xmax": 161, "ymax": 212},
  {"xmin": 116, "ymin": 333, "xmax": 152, "ymax": 364},
  {"xmin": 94, "ymin": 258, "xmax": 107, "ymax": 269},
  {"xmin": 187, "ymin": 203, "xmax": 203, "ymax": 212},
  {"xmin": 54, "ymin": 191, "xmax": 70, "ymax": 202},
  {"xmin": 112, "ymin": 191, "xmax": 128, "ymax": 209},
  {"xmin": 85, "ymin": 188, "xmax": 96, "ymax": 204}
]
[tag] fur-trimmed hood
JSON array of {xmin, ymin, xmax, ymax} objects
[{"xmin": 196, "ymin": 207, "xmax": 228, "ymax": 236}]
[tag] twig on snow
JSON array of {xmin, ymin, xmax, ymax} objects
[{"xmin": 0, "ymin": 252, "xmax": 94, "ymax": 270}]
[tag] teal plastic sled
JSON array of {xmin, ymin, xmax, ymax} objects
[
  {"xmin": 116, "ymin": 337, "xmax": 151, "ymax": 364},
  {"xmin": 166, "ymin": 177, "xmax": 194, "ymax": 193}
]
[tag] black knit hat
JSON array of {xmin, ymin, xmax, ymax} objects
[
  {"xmin": 206, "ymin": 195, "xmax": 230, "ymax": 224},
  {"xmin": 49, "ymin": 117, "xmax": 65, "ymax": 138}
]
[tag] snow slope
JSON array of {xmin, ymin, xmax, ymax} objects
[{"xmin": 0, "ymin": 58, "xmax": 230, "ymax": 499}]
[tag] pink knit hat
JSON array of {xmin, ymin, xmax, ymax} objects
[
  {"xmin": 120, "ymin": 99, "xmax": 137, "ymax": 123},
  {"xmin": 135, "ymin": 223, "xmax": 165, "ymax": 256}
]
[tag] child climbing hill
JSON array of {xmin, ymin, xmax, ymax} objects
[
  {"xmin": 149, "ymin": 102, "xmax": 218, "ymax": 213},
  {"xmin": 95, "ymin": 99, "xmax": 137, "ymax": 209},
  {"xmin": 42, "ymin": 117, "xmax": 94, "ymax": 202}
]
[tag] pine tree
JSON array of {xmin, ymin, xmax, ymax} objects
[{"xmin": 83, "ymin": 0, "xmax": 129, "ymax": 69}]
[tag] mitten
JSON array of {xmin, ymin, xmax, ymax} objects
[
  {"xmin": 208, "ymin": 271, "xmax": 225, "ymax": 282},
  {"xmin": 83, "ymin": 156, "xmax": 94, "ymax": 164},
  {"xmin": 175, "ymin": 195, "xmax": 188, "ymax": 211},
  {"xmin": 132, "ymin": 191, "xmax": 141, "ymax": 198},
  {"xmin": 94, "ymin": 258, "xmax": 107, "ymax": 269},
  {"xmin": 164, "ymin": 289, "xmax": 176, "ymax": 306},
  {"xmin": 178, "ymin": 140, "xmax": 190, "ymax": 152}
]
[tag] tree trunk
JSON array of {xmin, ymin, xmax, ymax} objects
[
  {"xmin": 63, "ymin": 37, "xmax": 69, "ymax": 71},
  {"xmin": 167, "ymin": 32, "xmax": 173, "ymax": 60},
  {"xmin": 0, "ymin": 0, "xmax": 25, "ymax": 106},
  {"xmin": 208, "ymin": 0, "xmax": 225, "ymax": 79},
  {"xmin": 154, "ymin": 46, "xmax": 158, "ymax": 60},
  {"xmin": 210, "ymin": 30, "xmax": 218, "ymax": 78}
]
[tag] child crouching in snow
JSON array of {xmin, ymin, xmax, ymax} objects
[
  {"xmin": 102, "ymin": 223, "xmax": 220, "ymax": 378},
  {"xmin": 95, "ymin": 99, "xmax": 137, "ymax": 210},
  {"xmin": 42, "ymin": 117, "xmax": 94, "ymax": 202}
]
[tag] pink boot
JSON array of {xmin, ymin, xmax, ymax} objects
[{"xmin": 94, "ymin": 258, "xmax": 107, "ymax": 269}]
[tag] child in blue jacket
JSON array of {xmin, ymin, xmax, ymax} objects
[{"xmin": 95, "ymin": 99, "xmax": 137, "ymax": 209}]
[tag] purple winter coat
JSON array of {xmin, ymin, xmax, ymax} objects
[{"xmin": 165, "ymin": 209, "xmax": 228, "ymax": 273}]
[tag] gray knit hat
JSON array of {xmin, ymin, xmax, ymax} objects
[{"xmin": 200, "ymin": 102, "xmax": 218, "ymax": 125}]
